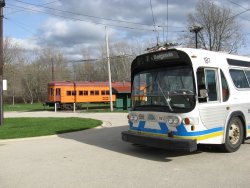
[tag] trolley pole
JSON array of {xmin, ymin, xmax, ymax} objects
[
  {"xmin": 0, "ymin": 0, "xmax": 5, "ymax": 126},
  {"xmin": 105, "ymin": 26, "xmax": 113, "ymax": 112}
]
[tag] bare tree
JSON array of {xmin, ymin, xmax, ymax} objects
[
  {"xmin": 184, "ymin": 0, "xmax": 244, "ymax": 53},
  {"xmin": 15, "ymin": 47, "xmax": 70, "ymax": 103},
  {"xmin": 3, "ymin": 38, "xmax": 27, "ymax": 104},
  {"xmin": 90, "ymin": 41, "xmax": 139, "ymax": 82}
]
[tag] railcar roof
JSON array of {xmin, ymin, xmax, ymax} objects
[
  {"xmin": 48, "ymin": 81, "xmax": 131, "ymax": 93},
  {"xmin": 48, "ymin": 81, "xmax": 130, "ymax": 86}
]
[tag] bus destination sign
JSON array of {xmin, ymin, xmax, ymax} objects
[
  {"xmin": 134, "ymin": 50, "xmax": 181, "ymax": 69},
  {"xmin": 152, "ymin": 51, "xmax": 179, "ymax": 62}
]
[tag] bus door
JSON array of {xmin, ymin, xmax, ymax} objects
[
  {"xmin": 55, "ymin": 88, "xmax": 61, "ymax": 102},
  {"xmin": 197, "ymin": 67, "xmax": 229, "ymax": 130}
]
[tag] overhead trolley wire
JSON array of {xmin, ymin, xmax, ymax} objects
[
  {"xmin": 12, "ymin": 0, "xmax": 157, "ymax": 28},
  {"xmin": 7, "ymin": 3, "xmax": 158, "ymax": 32},
  {"xmin": 149, "ymin": 0, "xmax": 159, "ymax": 44}
]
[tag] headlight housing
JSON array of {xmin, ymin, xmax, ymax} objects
[
  {"xmin": 166, "ymin": 116, "xmax": 181, "ymax": 127},
  {"xmin": 129, "ymin": 114, "xmax": 138, "ymax": 122}
]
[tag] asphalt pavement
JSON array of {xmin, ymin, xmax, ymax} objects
[{"xmin": 0, "ymin": 111, "xmax": 250, "ymax": 188}]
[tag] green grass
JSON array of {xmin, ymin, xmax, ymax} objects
[
  {"xmin": 4, "ymin": 103, "xmax": 51, "ymax": 112},
  {"xmin": 4, "ymin": 103, "xmax": 116, "ymax": 112},
  {"xmin": 0, "ymin": 117, "xmax": 102, "ymax": 139}
]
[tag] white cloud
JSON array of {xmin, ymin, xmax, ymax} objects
[
  {"xmin": 12, "ymin": 38, "xmax": 40, "ymax": 51},
  {"xmin": 43, "ymin": 18, "xmax": 69, "ymax": 39},
  {"xmin": 39, "ymin": 18, "xmax": 112, "ymax": 46},
  {"xmin": 6, "ymin": 0, "xmax": 250, "ymax": 58}
]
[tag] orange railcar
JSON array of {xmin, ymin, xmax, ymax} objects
[{"xmin": 46, "ymin": 81, "xmax": 131, "ymax": 109}]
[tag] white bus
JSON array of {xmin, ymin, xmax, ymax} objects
[{"xmin": 122, "ymin": 48, "xmax": 250, "ymax": 152}]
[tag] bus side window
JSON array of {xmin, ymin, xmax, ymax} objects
[
  {"xmin": 220, "ymin": 70, "xmax": 229, "ymax": 102},
  {"xmin": 197, "ymin": 68, "xmax": 207, "ymax": 103},
  {"xmin": 205, "ymin": 69, "xmax": 218, "ymax": 101},
  {"xmin": 197, "ymin": 67, "xmax": 219, "ymax": 102},
  {"xmin": 229, "ymin": 69, "xmax": 250, "ymax": 88},
  {"xmin": 245, "ymin": 70, "xmax": 250, "ymax": 84}
]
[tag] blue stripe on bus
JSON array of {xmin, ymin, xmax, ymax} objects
[
  {"xmin": 129, "ymin": 121, "xmax": 223, "ymax": 137},
  {"xmin": 173, "ymin": 123, "xmax": 224, "ymax": 136}
]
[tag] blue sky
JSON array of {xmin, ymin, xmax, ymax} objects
[
  {"xmin": 5, "ymin": 0, "xmax": 48, "ymax": 38},
  {"xmin": 3, "ymin": 0, "xmax": 250, "ymax": 59}
]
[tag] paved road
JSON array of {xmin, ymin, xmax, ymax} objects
[{"xmin": 1, "ymin": 111, "xmax": 250, "ymax": 188}]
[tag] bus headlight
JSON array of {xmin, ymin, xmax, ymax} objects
[
  {"xmin": 129, "ymin": 114, "xmax": 138, "ymax": 123},
  {"xmin": 166, "ymin": 116, "xmax": 181, "ymax": 127}
]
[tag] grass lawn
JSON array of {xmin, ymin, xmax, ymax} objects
[
  {"xmin": 0, "ymin": 117, "xmax": 102, "ymax": 139},
  {"xmin": 4, "ymin": 103, "xmax": 116, "ymax": 112},
  {"xmin": 4, "ymin": 103, "xmax": 51, "ymax": 112}
]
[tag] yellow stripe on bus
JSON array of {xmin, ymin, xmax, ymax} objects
[
  {"xmin": 128, "ymin": 130, "xmax": 223, "ymax": 141},
  {"xmin": 173, "ymin": 131, "xmax": 223, "ymax": 141}
]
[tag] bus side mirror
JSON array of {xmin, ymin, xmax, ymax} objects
[{"xmin": 199, "ymin": 89, "xmax": 208, "ymax": 98}]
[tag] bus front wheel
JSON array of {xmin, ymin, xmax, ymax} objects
[{"xmin": 222, "ymin": 117, "xmax": 244, "ymax": 153}]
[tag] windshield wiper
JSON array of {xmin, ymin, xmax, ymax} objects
[
  {"xmin": 172, "ymin": 89, "xmax": 194, "ymax": 95},
  {"xmin": 157, "ymin": 81, "xmax": 173, "ymax": 111},
  {"xmin": 133, "ymin": 82, "xmax": 154, "ymax": 95}
]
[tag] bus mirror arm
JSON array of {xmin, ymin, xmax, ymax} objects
[{"xmin": 199, "ymin": 89, "xmax": 208, "ymax": 98}]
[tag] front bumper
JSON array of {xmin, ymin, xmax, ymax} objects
[{"xmin": 122, "ymin": 131, "xmax": 197, "ymax": 152}]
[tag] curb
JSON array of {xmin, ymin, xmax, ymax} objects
[{"xmin": 0, "ymin": 134, "xmax": 59, "ymax": 143}]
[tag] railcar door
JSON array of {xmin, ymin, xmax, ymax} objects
[{"xmin": 55, "ymin": 88, "xmax": 61, "ymax": 102}]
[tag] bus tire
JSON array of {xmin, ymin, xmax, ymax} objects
[{"xmin": 222, "ymin": 117, "xmax": 243, "ymax": 152}]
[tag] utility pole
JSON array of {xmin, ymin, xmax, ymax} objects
[
  {"xmin": 51, "ymin": 57, "xmax": 55, "ymax": 81},
  {"xmin": 0, "ymin": 0, "xmax": 5, "ymax": 126},
  {"xmin": 189, "ymin": 25, "xmax": 203, "ymax": 48},
  {"xmin": 105, "ymin": 26, "xmax": 113, "ymax": 112}
]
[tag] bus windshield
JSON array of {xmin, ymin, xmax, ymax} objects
[{"xmin": 131, "ymin": 66, "xmax": 196, "ymax": 112}]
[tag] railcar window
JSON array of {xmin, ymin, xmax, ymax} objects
[
  {"xmin": 79, "ymin": 91, "xmax": 83, "ymax": 96},
  {"xmin": 56, "ymin": 88, "xmax": 60, "ymax": 96},
  {"xmin": 72, "ymin": 91, "xmax": 76, "ymax": 96},
  {"xmin": 90, "ymin": 91, "xmax": 94, "ymax": 95},
  {"xmin": 229, "ymin": 69, "xmax": 250, "ymax": 88},
  {"xmin": 66, "ymin": 91, "xmax": 71, "ymax": 96},
  {"xmin": 95, "ymin": 91, "xmax": 99, "ymax": 95},
  {"xmin": 106, "ymin": 90, "xmax": 110, "ymax": 95},
  {"xmin": 50, "ymin": 88, "xmax": 54, "ymax": 96},
  {"xmin": 101, "ymin": 90, "xmax": 105, "ymax": 95},
  {"xmin": 84, "ymin": 91, "xmax": 88, "ymax": 95}
]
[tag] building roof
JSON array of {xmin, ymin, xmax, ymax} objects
[{"xmin": 112, "ymin": 85, "xmax": 131, "ymax": 93}]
